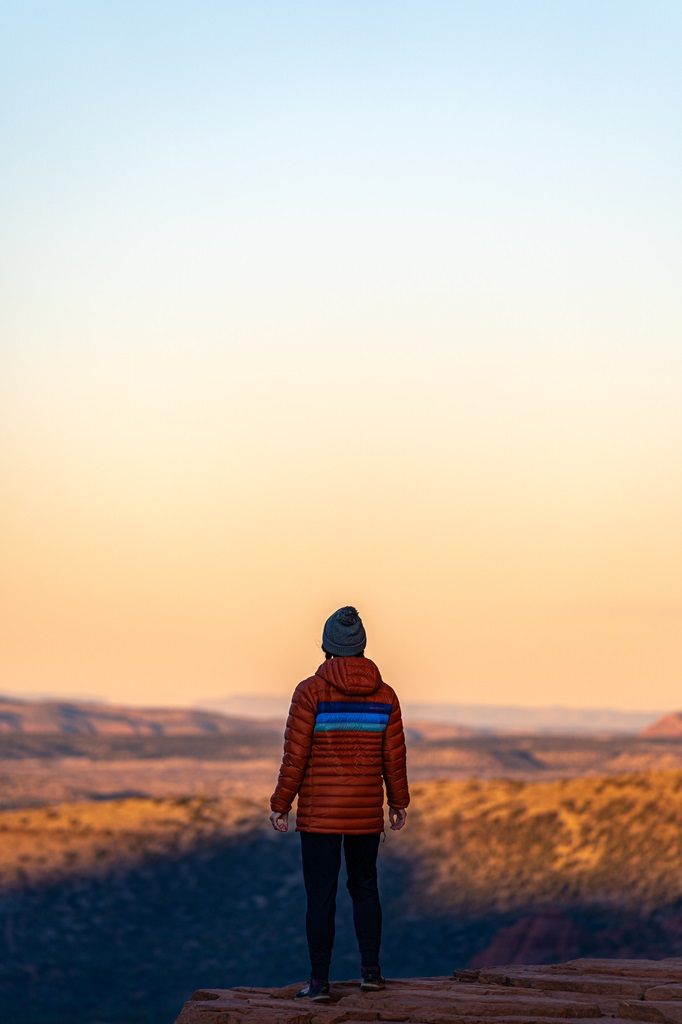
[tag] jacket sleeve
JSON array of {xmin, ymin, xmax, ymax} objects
[
  {"xmin": 270, "ymin": 681, "xmax": 316, "ymax": 814},
  {"xmin": 382, "ymin": 692, "xmax": 410, "ymax": 809}
]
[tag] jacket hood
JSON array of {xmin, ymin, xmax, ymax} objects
[{"xmin": 315, "ymin": 656, "xmax": 383, "ymax": 696}]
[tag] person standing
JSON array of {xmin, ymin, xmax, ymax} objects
[{"xmin": 269, "ymin": 606, "xmax": 410, "ymax": 1003}]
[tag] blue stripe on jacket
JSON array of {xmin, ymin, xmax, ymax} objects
[
  {"xmin": 313, "ymin": 699, "xmax": 393, "ymax": 734},
  {"xmin": 314, "ymin": 721, "xmax": 387, "ymax": 733},
  {"xmin": 316, "ymin": 712, "xmax": 389, "ymax": 726}
]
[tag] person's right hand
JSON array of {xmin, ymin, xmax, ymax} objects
[
  {"xmin": 389, "ymin": 807, "xmax": 407, "ymax": 831},
  {"xmin": 269, "ymin": 811, "xmax": 289, "ymax": 832}
]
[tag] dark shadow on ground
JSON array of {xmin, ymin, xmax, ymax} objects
[{"xmin": 2, "ymin": 830, "xmax": 682, "ymax": 1024}]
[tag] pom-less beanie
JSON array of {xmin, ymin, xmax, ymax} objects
[{"xmin": 322, "ymin": 606, "xmax": 367, "ymax": 656}]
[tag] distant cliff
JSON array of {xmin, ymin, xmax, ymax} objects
[
  {"xmin": 0, "ymin": 696, "xmax": 271, "ymax": 735},
  {"xmin": 641, "ymin": 711, "xmax": 682, "ymax": 738}
]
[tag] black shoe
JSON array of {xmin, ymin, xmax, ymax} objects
[
  {"xmin": 295, "ymin": 977, "xmax": 331, "ymax": 1002},
  {"xmin": 360, "ymin": 966, "xmax": 386, "ymax": 991}
]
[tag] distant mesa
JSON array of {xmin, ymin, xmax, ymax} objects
[
  {"xmin": 197, "ymin": 694, "xmax": 291, "ymax": 719},
  {"xmin": 402, "ymin": 702, "xmax": 662, "ymax": 735},
  {"xmin": 0, "ymin": 693, "xmax": 667, "ymax": 739},
  {"xmin": 0, "ymin": 697, "xmax": 273, "ymax": 736},
  {"xmin": 404, "ymin": 721, "xmax": 480, "ymax": 741},
  {"xmin": 640, "ymin": 711, "xmax": 682, "ymax": 738}
]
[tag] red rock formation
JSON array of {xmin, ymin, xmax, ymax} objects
[
  {"xmin": 174, "ymin": 957, "xmax": 682, "ymax": 1023},
  {"xmin": 469, "ymin": 912, "xmax": 583, "ymax": 967},
  {"xmin": 641, "ymin": 713, "xmax": 682, "ymax": 739}
]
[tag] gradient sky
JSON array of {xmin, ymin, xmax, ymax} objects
[{"xmin": 1, "ymin": 1, "xmax": 681, "ymax": 711}]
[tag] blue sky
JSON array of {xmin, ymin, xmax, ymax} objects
[{"xmin": 3, "ymin": 1, "xmax": 680, "ymax": 363}]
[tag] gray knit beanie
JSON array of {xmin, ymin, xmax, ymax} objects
[{"xmin": 322, "ymin": 606, "xmax": 367, "ymax": 657}]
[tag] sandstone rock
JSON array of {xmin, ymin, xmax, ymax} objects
[
  {"xmin": 619, "ymin": 1002, "xmax": 682, "ymax": 1023},
  {"xmin": 175, "ymin": 958, "xmax": 682, "ymax": 1024},
  {"xmin": 645, "ymin": 987, "xmax": 682, "ymax": 1001},
  {"xmin": 173, "ymin": 958, "xmax": 682, "ymax": 1024}
]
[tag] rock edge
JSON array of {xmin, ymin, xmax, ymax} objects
[{"xmin": 174, "ymin": 957, "xmax": 682, "ymax": 1023}]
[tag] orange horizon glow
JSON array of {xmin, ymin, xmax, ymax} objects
[{"xmin": 2, "ymin": 359, "xmax": 680, "ymax": 712}]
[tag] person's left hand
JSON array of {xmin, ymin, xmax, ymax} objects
[
  {"xmin": 388, "ymin": 807, "xmax": 407, "ymax": 831},
  {"xmin": 269, "ymin": 811, "xmax": 289, "ymax": 832}
]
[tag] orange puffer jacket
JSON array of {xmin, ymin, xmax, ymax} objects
[{"xmin": 270, "ymin": 656, "xmax": 410, "ymax": 834}]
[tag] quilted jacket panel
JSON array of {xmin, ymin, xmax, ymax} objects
[{"xmin": 270, "ymin": 657, "xmax": 410, "ymax": 833}]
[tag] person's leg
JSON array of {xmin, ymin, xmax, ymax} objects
[
  {"xmin": 343, "ymin": 833, "xmax": 382, "ymax": 969},
  {"xmin": 300, "ymin": 832, "xmax": 343, "ymax": 980}
]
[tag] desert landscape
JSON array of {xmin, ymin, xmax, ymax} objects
[
  {"xmin": 5, "ymin": 1, "xmax": 679, "ymax": 1021},
  {"xmin": 2, "ymin": 699, "xmax": 682, "ymax": 1024}
]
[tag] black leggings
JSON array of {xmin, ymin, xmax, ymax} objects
[{"xmin": 299, "ymin": 832, "xmax": 382, "ymax": 980}]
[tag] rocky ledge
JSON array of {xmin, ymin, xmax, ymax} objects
[{"xmin": 174, "ymin": 957, "xmax": 682, "ymax": 1023}]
